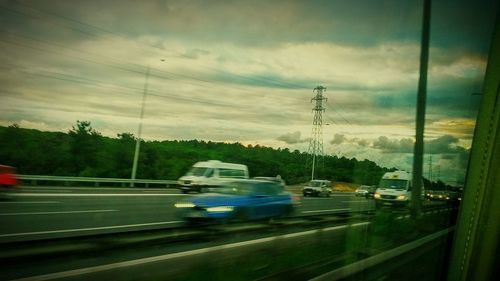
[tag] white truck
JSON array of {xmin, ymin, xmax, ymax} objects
[
  {"xmin": 374, "ymin": 171, "xmax": 425, "ymax": 208},
  {"xmin": 178, "ymin": 160, "xmax": 249, "ymax": 193}
]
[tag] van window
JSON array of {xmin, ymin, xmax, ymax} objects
[
  {"xmin": 205, "ymin": 168, "xmax": 214, "ymax": 178},
  {"xmin": 379, "ymin": 179, "xmax": 408, "ymax": 189},
  {"xmin": 219, "ymin": 168, "xmax": 246, "ymax": 178}
]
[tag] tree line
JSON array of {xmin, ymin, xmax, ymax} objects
[{"xmin": 0, "ymin": 121, "xmax": 406, "ymax": 186}]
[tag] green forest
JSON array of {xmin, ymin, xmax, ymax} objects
[{"xmin": 0, "ymin": 121, "xmax": 394, "ymax": 185}]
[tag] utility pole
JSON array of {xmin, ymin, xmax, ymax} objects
[
  {"xmin": 131, "ymin": 65, "xmax": 150, "ymax": 187},
  {"xmin": 307, "ymin": 86, "xmax": 327, "ymax": 180}
]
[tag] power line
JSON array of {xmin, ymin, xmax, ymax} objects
[
  {"xmin": 2, "ymin": 3, "xmax": 311, "ymax": 92},
  {"xmin": 0, "ymin": 30, "xmax": 309, "ymax": 104},
  {"xmin": 0, "ymin": 64, "xmax": 250, "ymax": 110},
  {"xmin": 324, "ymin": 103, "xmax": 353, "ymax": 126}
]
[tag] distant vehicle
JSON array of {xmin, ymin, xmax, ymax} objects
[
  {"xmin": 253, "ymin": 175, "xmax": 285, "ymax": 187},
  {"xmin": 178, "ymin": 160, "xmax": 249, "ymax": 193},
  {"xmin": 355, "ymin": 185, "xmax": 377, "ymax": 198},
  {"xmin": 429, "ymin": 190, "xmax": 461, "ymax": 204},
  {"xmin": 302, "ymin": 180, "xmax": 332, "ymax": 197},
  {"xmin": 428, "ymin": 190, "xmax": 448, "ymax": 201},
  {"xmin": 0, "ymin": 165, "xmax": 18, "ymax": 187},
  {"xmin": 174, "ymin": 179, "xmax": 299, "ymax": 222},
  {"xmin": 374, "ymin": 171, "xmax": 425, "ymax": 208}
]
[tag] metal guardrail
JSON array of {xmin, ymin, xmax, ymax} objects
[{"xmin": 17, "ymin": 175, "xmax": 177, "ymax": 188}]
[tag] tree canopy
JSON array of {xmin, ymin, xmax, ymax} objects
[{"xmin": 0, "ymin": 122, "xmax": 396, "ymax": 185}]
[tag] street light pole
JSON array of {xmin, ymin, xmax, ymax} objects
[{"xmin": 131, "ymin": 65, "xmax": 150, "ymax": 187}]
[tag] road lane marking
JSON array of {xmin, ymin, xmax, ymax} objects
[
  {"xmin": 302, "ymin": 208, "xmax": 351, "ymax": 214},
  {"xmin": 0, "ymin": 209, "xmax": 118, "ymax": 216},
  {"xmin": 0, "ymin": 221, "xmax": 183, "ymax": 238},
  {"xmin": 10, "ymin": 193, "xmax": 184, "ymax": 197},
  {"xmin": 11, "ymin": 222, "xmax": 370, "ymax": 281},
  {"xmin": 19, "ymin": 189, "xmax": 74, "ymax": 193},
  {"xmin": 20, "ymin": 186, "xmax": 174, "ymax": 192},
  {"xmin": 0, "ymin": 201, "xmax": 61, "ymax": 204}
]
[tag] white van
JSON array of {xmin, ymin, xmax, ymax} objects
[
  {"xmin": 302, "ymin": 180, "xmax": 332, "ymax": 197},
  {"xmin": 374, "ymin": 171, "xmax": 425, "ymax": 208},
  {"xmin": 178, "ymin": 160, "xmax": 249, "ymax": 193}
]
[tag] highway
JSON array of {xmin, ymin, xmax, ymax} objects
[
  {"xmin": 0, "ymin": 186, "xmax": 455, "ymax": 281},
  {"xmin": 0, "ymin": 186, "xmax": 373, "ymax": 243}
]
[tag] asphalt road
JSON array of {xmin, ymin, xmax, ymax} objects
[{"xmin": 0, "ymin": 186, "xmax": 373, "ymax": 242}]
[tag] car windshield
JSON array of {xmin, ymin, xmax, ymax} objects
[
  {"xmin": 186, "ymin": 167, "xmax": 209, "ymax": 177},
  {"xmin": 379, "ymin": 179, "xmax": 408, "ymax": 189}
]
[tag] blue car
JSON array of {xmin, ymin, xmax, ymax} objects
[{"xmin": 174, "ymin": 179, "xmax": 299, "ymax": 222}]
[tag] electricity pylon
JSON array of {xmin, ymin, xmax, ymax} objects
[{"xmin": 307, "ymin": 86, "xmax": 327, "ymax": 180}]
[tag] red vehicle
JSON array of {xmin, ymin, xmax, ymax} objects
[{"xmin": 0, "ymin": 165, "xmax": 18, "ymax": 187}]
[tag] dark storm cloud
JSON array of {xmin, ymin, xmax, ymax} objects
[
  {"xmin": 357, "ymin": 139, "xmax": 369, "ymax": 147},
  {"xmin": 372, "ymin": 135, "xmax": 469, "ymax": 156},
  {"xmin": 330, "ymin": 133, "xmax": 345, "ymax": 145},
  {"xmin": 4, "ymin": 0, "xmax": 494, "ymax": 52},
  {"xmin": 372, "ymin": 136, "xmax": 414, "ymax": 153},
  {"xmin": 277, "ymin": 131, "xmax": 308, "ymax": 144},
  {"xmin": 426, "ymin": 135, "xmax": 462, "ymax": 154}
]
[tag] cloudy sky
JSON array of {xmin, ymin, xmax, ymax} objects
[{"xmin": 0, "ymin": 0, "xmax": 497, "ymax": 184}]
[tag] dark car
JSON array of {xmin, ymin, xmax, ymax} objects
[
  {"xmin": 355, "ymin": 185, "xmax": 377, "ymax": 198},
  {"xmin": 174, "ymin": 179, "xmax": 299, "ymax": 222},
  {"xmin": 429, "ymin": 190, "xmax": 448, "ymax": 201}
]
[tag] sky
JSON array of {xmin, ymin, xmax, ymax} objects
[{"xmin": 0, "ymin": 0, "xmax": 497, "ymax": 185}]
